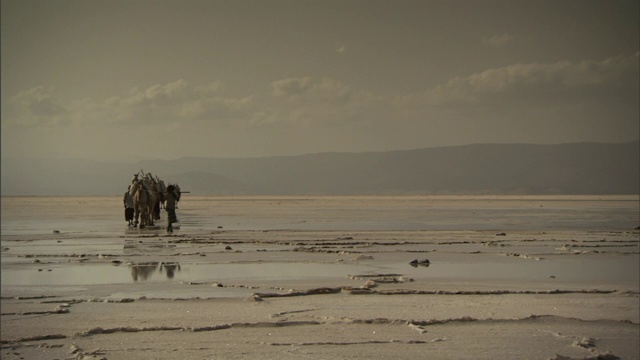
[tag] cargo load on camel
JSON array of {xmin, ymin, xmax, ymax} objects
[{"xmin": 125, "ymin": 170, "xmax": 182, "ymax": 229}]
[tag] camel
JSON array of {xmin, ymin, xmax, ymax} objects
[
  {"xmin": 129, "ymin": 171, "xmax": 176, "ymax": 228},
  {"xmin": 132, "ymin": 182, "xmax": 157, "ymax": 228}
]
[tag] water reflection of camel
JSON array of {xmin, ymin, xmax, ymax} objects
[
  {"xmin": 128, "ymin": 261, "xmax": 181, "ymax": 281},
  {"xmin": 159, "ymin": 262, "xmax": 181, "ymax": 279},
  {"xmin": 130, "ymin": 262, "xmax": 160, "ymax": 281}
]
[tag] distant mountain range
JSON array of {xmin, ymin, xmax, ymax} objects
[{"xmin": 1, "ymin": 141, "xmax": 638, "ymax": 196}]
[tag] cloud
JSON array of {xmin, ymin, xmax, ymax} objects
[
  {"xmin": 7, "ymin": 86, "xmax": 67, "ymax": 126},
  {"xmin": 6, "ymin": 77, "xmax": 376, "ymax": 130},
  {"xmin": 194, "ymin": 81, "xmax": 225, "ymax": 96},
  {"xmin": 336, "ymin": 45, "xmax": 346, "ymax": 53},
  {"xmin": 271, "ymin": 77, "xmax": 352, "ymax": 104},
  {"xmin": 268, "ymin": 76, "xmax": 385, "ymax": 126},
  {"xmin": 398, "ymin": 52, "xmax": 640, "ymax": 108},
  {"xmin": 121, "ymin": 79, "xmax": 190, "ymax": 107},
  {"xmin": 7, "ymin": 53, "xmax": 637, "ymax": 134},
  {"xmin": 4, "ymin": 79, "xmax": 257, "ymax": 128},
  {"xmin": 271, "ymin": 77, "xmax": 313, "ymax": 98},
  {"xmin": 116, "ymin": 82, "xmax": 254, "ymax": 125}
]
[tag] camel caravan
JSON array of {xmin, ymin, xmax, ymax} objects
[{"xmin": 124, "ymin": 170, "xmax": 181, "ymax": 229}]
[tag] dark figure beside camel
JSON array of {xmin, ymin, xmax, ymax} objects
[{"xmin": 164, "ymin": 185, "xmax": 178, "ymax": 233}]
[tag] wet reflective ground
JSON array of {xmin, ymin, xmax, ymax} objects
[
  {"xmin": 1, "ymin": 195, "xmax": 638, "ymax": 299},
  {"xmin": 2, "ymin": 195, "xmax": 639, "ymax": 235},
  {"xmin": 2, "ymin": 195, "xmax": 639, "ymax": 360},
  {"xmin": 2, "ymin": 247, "xmax": 638, "ymax": 288}
]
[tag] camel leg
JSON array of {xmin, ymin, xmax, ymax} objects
[
  {"xmin": 141, "ymin": 208, "xmax": 149, "ymax": 228},
  {"xmin": 149, "ymin": 205, "xmax": 155, "ymax": 226},
  {"xmin": 135, "ymin": 206, "xmax": 141, "ymax": 227}
]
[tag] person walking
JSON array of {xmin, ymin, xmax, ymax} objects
[
  {"xmin": 123, "ymin": 187, "xmax": 135, "ymax": 226},
  {"xmin": 164, "ymin": 185, "xmax": 178, "ymax": 233}
]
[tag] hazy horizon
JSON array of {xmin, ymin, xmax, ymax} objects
[
  {"xmin": 2, "ymin": 141, "xmax": 638, "ymax": 196},
  {"xmin": 1, "ymin": 0, "xmax": 638, "ymax": 162},
  {"xmin": 0, "ymin": 138, "xmax": 638, "ymax": 163}
]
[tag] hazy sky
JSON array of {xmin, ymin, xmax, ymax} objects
[{"xmin": 2, "ymin": 0, "xmax": 638, "ymax": 161}]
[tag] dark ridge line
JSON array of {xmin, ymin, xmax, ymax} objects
[
  {"xmin": 13, "ymin": 249, "xmax": 638, "ymax": 261},
  {"xmin": 78, "ymin": 325, "xmax": 185, "ymax": 336},
  {"xmin": 554, "ymin": 250, "xmax": 640, "ymax": 255},
  {"xmin": 26, "ymin": 288, "xmax": 636, "ymax": 303},
  {"xmin": 251, "ymin": 287, "xmax": 622, "ymax": 298},
  {"xmin": 548, "ymin": 352, "xmax": 621, "ymax": 360},
  {"xmin": 344, "ymin": 288, "xmax": 619, "ymax": 296},
  {"xmin": 292, "ymin": 241, "xmax": 424, "ymax": 246},
  {"xmin": 293, "ymin": 248, "xmax": 368, "ymax": 254},
  {"xmin": 504, "ymin": 251, "xmax": 639, "ymax": 256},
  {"xmin": 1, "ymin": 308, "xmax": 69, "ymax": 316},
  {"xmin": 271, "ymin": 308, "xmax": 317, "ymax": 317},
  {"xmin": 2, "ymin": 295, "xmax": 58, "ymax": 300},
  {"xmin": 349, "ymin": 273, "xmax": 405, "ymax": 278},
  {"xmin": 12, "ymin": 298, "xmax": 136, "ymax": 304},
  {"xmin": 19, "ymin": 253, "xmax": 122, "ymax": 258},
  {"xmin": 75, "ymin": 321, "xmax": 321, "ymax": 337},
  {"xmin": 577, "ymin": 239, "xmax": 640, "ymax": 243},
  {"xmin": 40, "ymin": 299, "xmax": 85, "ymax": 304},
  {"xmin": 166, "ymin": 239, "xmax": 430, "ymax": 246},
  {"xmin": 211, "ymin": 320, "xmax": 320, "ymax": 330},
  {"xmin": 406, "ymin": 314, "xmax": 638, "ymax": 326},
  {"xmin": 0, "ymin": 321, "xmax": 321, "ymax": 345},
  {"xmin": 2, "ymin": 315, "xmax": 635, "ymax": 346},
  {"xmin": 255, "ymin": 287, "xmax": 343, "ymax": 298},
  {"xmin": 269, "ymin": 339, "xmax": 429, "ymax": 346},
  {"xmin": 0, "ymin": 334, "xmax": 67, "ymax": 345},
  {"xmin": 560, "ymin": 244, "xmax": 638, "ymax": 248}
]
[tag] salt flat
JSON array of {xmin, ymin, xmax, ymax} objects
[{"xmin": 1, "ymin": 196, "xmax": 638, "ymax": 359}]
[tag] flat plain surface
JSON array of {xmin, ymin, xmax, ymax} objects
[{"xmin": 1, "ymin": 195, "xmax": 638, "ymax": 359}]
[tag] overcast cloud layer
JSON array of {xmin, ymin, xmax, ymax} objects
[{"xmin": 1, "ymin": 0, "xmax": 638, "ymax": 161}]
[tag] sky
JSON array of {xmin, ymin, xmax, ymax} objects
[{"xmin": 1, "ymin": 0, "xmax": 638, "ymax": 161}]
